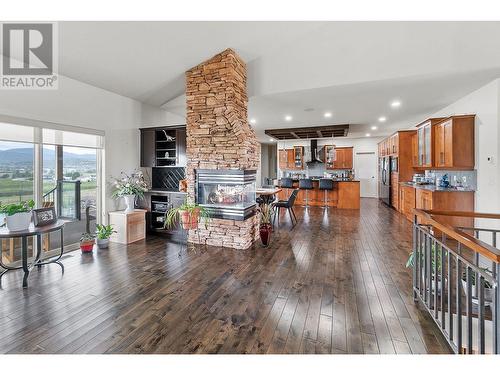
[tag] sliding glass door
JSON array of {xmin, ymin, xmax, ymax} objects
[{"xmin": 0, "ymin": 120, "xmax": 104, "ymax": 263}]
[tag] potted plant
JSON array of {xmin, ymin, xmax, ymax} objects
[
  {"xmin": 164, "ymin": 200, "xmax": 210, "ymax": 230},
  {"xmin": 0, "ymin": 199, "xmax": 35, "ymax": 231},
  {"xmin": 461, "ymin": 268, "xmax": 494, "ymax": 307},
  {"xmin": 258, "ymin": 203, "xmax": 273, "ymax": 247},
  {"xmin": 406, "ymin": 243, "xmax": 444, "ymax": 291},
  {"xmin": 95, "ymin": 224, "xmax": 116, "ymax": 249},
  {"xmin": 80, "ymin": 232, "xmax": 95, "ymax": 253},
  {"xmin": 111, "ymin": 170, "xmax": 149, "ymax": 212}
]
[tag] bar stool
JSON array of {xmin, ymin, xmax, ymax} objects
[
  {"xmin": 280, "ymin": 178, "xmax": 294, "ymax": 197},
  {"xmin": 319, "ymin": 178, "xmax": 334, "ymax": 208},
  {"xmin": 298, "ymin": 178, "xmax": 313, "ymax": 207}
]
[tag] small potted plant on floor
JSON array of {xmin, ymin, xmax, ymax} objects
[
  {"xmin": 0, "ymin": 199, "xmax": 35, "ymax": 231},
  {"xmin": 164, "ymin": 199, "xmax": 210, "ymax": 230},
  {"xmin": 258, "ymin": 202, "xmax": 273, "ymax": 247},
  {"xmin": 95, "ymin": 224, "xmax": 116, "ymax": 249},
  {"xmin": 406, "ymin": 244, "xmax": 444, "ymax": 292},
  {"xmin": 80, "ymin": 232, "xmax": 95, "ymax": 253},
  {"xmin": 110, "ymin": 170, "xmax": 149, "ymax": 213}
]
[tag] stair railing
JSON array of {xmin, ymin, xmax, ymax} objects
[{"xmin": 412, "ymin": 209, "xmax": 500, "ymax": 354}]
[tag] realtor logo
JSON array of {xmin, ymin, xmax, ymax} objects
[{"xmin": 1, "ymin": 22, "xmax": 58, "ymax": 89}]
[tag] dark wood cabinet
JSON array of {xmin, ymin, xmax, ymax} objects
[
  {"xmin": 140, "ymin": 128, "xmax": 156, "ymax": 167},
  {"xmin": 140, "ymin": 126, "xmax": 186, "ymax": 168}
]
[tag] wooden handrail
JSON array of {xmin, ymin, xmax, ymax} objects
[
  {"xmin": 422, "ymin": 209, "xmax": 500, "ymax": 220},
  {"xmin": 413, "ymin": 209, "xmax": 500, "ymax": 263}
]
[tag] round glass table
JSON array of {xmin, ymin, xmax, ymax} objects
[{"xmin": 0, "ymin": 220, "xmax": 65, "ymax": 288}]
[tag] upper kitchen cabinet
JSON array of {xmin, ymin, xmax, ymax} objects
[
  {"xmin": 278, "ymin": 149, "xmax": 295, "ymax": 169},
  {"xmin": 140, "ymin": 126, "xmax": 187, "ymax": 168},
  {"xmin": 413, "ymin": 117, "xmax": 446, "ymax": 168},
  {"xmin": 293, "ymin": 146, "xmax": 305, "ymax": 169},
  {"xmin": 324, "ymin": 145, "xmax": 336, "ymax": 169},
  {"xmin": 434, "ymin": 115, "xmax": 475, "ymax": 170},
  {"xmin": 333, "ymin": 147, "xmax": 353, "ymax": 169}
]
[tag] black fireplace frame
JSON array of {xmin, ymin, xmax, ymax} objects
[{"xmin": 195, "ymin": 169, "xmax": 257, "ymax": 221}]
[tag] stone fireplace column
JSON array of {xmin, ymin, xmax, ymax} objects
[{"xmin": 185, "ymin": 48, "xmax": 260, "ymax": 249}]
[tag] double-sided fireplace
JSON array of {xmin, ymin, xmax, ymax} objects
[{"xmin": 195, "ymin": 169, "xmax": 256, "ymax": 221}]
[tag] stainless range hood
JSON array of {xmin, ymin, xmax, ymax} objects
[{"xmin": 306, "ymin": 140, "xmax": 323, "ymax": 164}]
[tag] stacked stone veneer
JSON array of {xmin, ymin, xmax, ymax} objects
[{"xmin": 185, "ymin": 49, "xmax": 260, "ymax": 250}]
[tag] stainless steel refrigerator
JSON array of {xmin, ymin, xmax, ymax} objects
[{"xmin": 379, "ymin": 156, "xmax": 391, "ymax": 206}]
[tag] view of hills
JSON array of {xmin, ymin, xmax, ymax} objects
[{"xmin": 0, "ymin": 148, "xmax": 96, "ymax": 166}]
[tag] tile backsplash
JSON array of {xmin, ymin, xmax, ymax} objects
[{"xmin": 426, "ymin": 169, "xmax": 477, "ymax": 190}]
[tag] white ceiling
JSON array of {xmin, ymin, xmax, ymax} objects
[{"xmin": 48, "ymin": 22, "xmax": 500, "ymax": 141}]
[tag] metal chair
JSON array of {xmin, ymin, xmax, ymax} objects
[
  {"xmin": 298, "ymin": 178, "xmax": 313, "ymax": 207},
  {"xmin": 273, "ymin": 189, "xmax": 299, "ymax": 227},
  {"xmin": 318, "ymin": 178, "xmax": 334, "ymax": 208}
]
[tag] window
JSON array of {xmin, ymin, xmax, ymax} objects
[{"xmin": 0, "ymin": 120, "xmax": 104, "ymax": 259}]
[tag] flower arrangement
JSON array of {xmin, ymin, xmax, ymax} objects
[{"xmin": 110, "ymin": 170, "xmax": 149, "ymax": 199}]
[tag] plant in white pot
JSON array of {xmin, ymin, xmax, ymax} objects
[
  {"xmin": 0, "ymin": 200, "xmax": 35, "ymax": 231},
  {"xmin": 95, "ymin": 224, "xmax": 116, "ymax": 249},
  {"xmin": 111, "ymin": 170, "xmax": 148, "ymax": 212}
]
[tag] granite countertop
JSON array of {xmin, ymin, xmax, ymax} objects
[
  {"xmin": 399, "ymin": 182, "xmax": 475, "ymax": 192},
  {"xmin": 287, "ymin": 178, "xmax": 359, "ymax": 182}
]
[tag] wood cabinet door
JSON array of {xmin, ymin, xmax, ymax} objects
[
  {"xmin": 343, "ymin": 148, "xmax": 353, "ymax": 169},
  {"xmin": 176, "ymin": 128, "xmax": 187, "ymax": 167},
  {"xmin": 286, "ymin": 149, "xmax": 295, "ymax": 169},
  {"xmin": 278, "ymin": 150, "xmax": 287, "ymax": 169},
  {"xmin": 434, "ymin": 123, "xmax": 445, "ymax": 167},
  {"xmin": 423, "ymin": 124, "xmax": 432, "ymax": 167},
  {"xmin": 324, "ymin": 145, "xmax": 335, "ymax": 169},
  {"xmin": 443, "ymin": 120, "xmax": 453, "ymax": 167},
  {"xmin": 140, "ymin": 129, "xmax": 156, "ymax": 167},
  {"xmin": 416, "ymin": 189, "xmax": 433, "ymax": 210},
  {"xmin": 334, "ymin": 148, "xmax": 344, "ymax": 169},
  {"xmin": 411, "ymin": 132, "xmax": 418, "ymax": 167}
]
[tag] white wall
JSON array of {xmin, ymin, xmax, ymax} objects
[
  {"xmin": 427, "ymin": 79, "xmax": 500, "ymax": 234},
  {"xmin": 0, "ymin": 73, "xmax": 174, "ymax": 215}
]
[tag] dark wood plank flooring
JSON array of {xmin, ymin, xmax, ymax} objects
[{"xmin": 0, "ymin": 198, "xmax": 451, "ymax": 354}]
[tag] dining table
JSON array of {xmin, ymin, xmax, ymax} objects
[{"xmin": 255, "ymin": 187, "xmax": 282, "ymax": 205}]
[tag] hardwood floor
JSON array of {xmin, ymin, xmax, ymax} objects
[{"xmin": 0, "ymin": 198, "xmax": 451, "ymax": 354}]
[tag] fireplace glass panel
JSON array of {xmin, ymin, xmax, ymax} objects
[{"xmin": 195, "ymin": 169, "xmax": 256, "ymax": 220}]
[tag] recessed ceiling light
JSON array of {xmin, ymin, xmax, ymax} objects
[
  {"xmin": 365, "ymin": 133, "xmax": 371, "ymax": 137},
  {"xmin": 378, "ymin": 116, "xmax": 387, "ymax": 122},
  {"xmin": 285, "ymin": 115, "xmax": 293, "ymax": 121},
  {"xmin": 371, "ymin": 126, "xmax": 377, "ymax": 130},
  {"xmin": 391, "ymin": 100, "xmax": 401, "ymax": 108},
  {"xmin": 269, "ymin": 138, "xmax": 275, "ymax": 142},
  {"xmin": 250, "ymin": 118, "xmax": 256, "ymax": 125},
  {"xmin": 324, "ymin": 112, "xmax": 332, "ymax": 118}
]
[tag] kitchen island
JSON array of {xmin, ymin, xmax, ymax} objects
[{"xmin": 277, "ymin": 179, "xmax": 360, "ymax": 209}]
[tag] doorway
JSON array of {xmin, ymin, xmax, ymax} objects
[{"xmin": 355, "ymin": 151, "xmax": 378, "ymax": 198}]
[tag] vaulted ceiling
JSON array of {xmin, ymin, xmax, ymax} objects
[{"xmin": 55, "ymin": 21, "xmax": 500, "ymax": 141}]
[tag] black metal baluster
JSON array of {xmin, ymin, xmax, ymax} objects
[
  {"xmin": 478, "ymin": 275, "xmax": 485, "ymax": 354},
  {"xmin": 448, "ymin": 249, "xmax": 453, "ymax": 343},
  {"xmin": 457, "ymin": 257, "xmax": 463, "ymax": 353},
  {"xmin": 440, "ymin": 244, "xmax": 445, "ymax": 327},
  {"xmin": 434, "ymin": 239, "xmax": 438, "ymax": 319},
  {"xmin": 466, "ymin": 266, "xmax": 473, "ymax": 354},
  {"xmin": 427, "ymin": 233, "xmax": 432, "ymax": 306}
]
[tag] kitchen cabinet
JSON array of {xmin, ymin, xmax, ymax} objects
[
  {"xmin": 324, "ymin": 145, "xmax": 336, "ymax": 169},
  {"xmin": 140, "ymin": 128, "xmax": 156, "ymax": 167},
  {"xmin": 278, "ymin": 149, "xmax": 288, "ymax": 169},
  {"xmin": 140, "ymin": 126, "xmax": 187, "ymax": 168},
  {"xmin": 415, "ymin": 121, "xmax": 433, "ymax": 168},
  {"xmin": 416, "ymin": 189, "xmax": 433, "ymax": 210},
  {"xmin": 333, "ymin": 147, "xmax": 353, "ymax": 169},
  {"xmin": 391, "ymin": 172, "xmax": 399, "ymax": 211},
  {"xmin": 434, "ymin": 115, "xmax": 475, "ymax": 169},
  {"xmin": 293, "ymin": 146, "xmax": 304, "ymax": 169},
  {"xmin": 279, "ymin": 149, "xmax": 296, "ymax": 170},
  {"xmin": 400, "ymin": 185, "xmax": 416, "ymax": 221}
]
